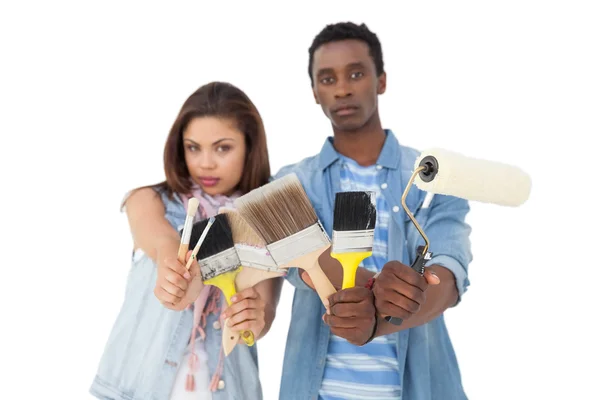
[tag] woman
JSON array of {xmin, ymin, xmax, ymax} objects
[{"xmin": 90, "ymin": 82, "xmax": 283, "ymax": 400}]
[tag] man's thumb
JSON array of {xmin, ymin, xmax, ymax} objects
[{"xmin": 424, "ymin": 269, "xmax": 440, "ymax": 285}]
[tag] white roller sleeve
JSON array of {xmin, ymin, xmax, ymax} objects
[{"xmin": 414, "ymin": 148, "xmax": 532, "ymax": 207}]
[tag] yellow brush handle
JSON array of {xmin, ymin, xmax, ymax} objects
[
  {"xmin": 205, "ymin": 267, "xmax": 255, "ymax": 347},
  {"xmin": 331, "ymin": 251, "xmax": 372, "ymax": 289}
]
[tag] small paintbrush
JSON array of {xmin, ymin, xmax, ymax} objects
[
  {"xmin": 234, "ymin": 173, "xmax": 336, "ymax": 307},
  {"xmin": 188, "ymin": 214, "xmax": 254, "ymax": 355},
  {"xmin": 177, "ymin": 197, "xmax": 200, "ymax": 264},
  {"xmin": 330, "ymin": 191, "xmax": 377, "ymax": 289}
]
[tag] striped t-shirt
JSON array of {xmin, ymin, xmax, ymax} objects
[{"xmin": 319, "ymin": 155, "xmax": 401, "ymax": 400}]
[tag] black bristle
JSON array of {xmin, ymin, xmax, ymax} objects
[
  {"xmin": 189, "ymin": 214, "xmax": 234, "ymax": 260},
  {"xmin": 333, "ymin": 191, "xmax": 377, "ymax": 231}
]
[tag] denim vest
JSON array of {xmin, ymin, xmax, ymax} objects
[
  {"xmin": 89, "ymin": 189, "xmax": 262, "ymax": 400},
  {"xmin": 273, "ymin": 130, "xmax": 473, "ymax": 400}
]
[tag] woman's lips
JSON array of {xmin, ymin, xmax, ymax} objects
[{"xmin": 198, "ymin": 177, "xmax": 220, "ymax": 187}]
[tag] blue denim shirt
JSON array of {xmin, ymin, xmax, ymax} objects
[
  {"xmin": 89, "ymin": 189, "xmax": 262, "ymax": 400},
  {"xmin": 274, "ymin": 130, "xmax": 473, "ymax": 400}
]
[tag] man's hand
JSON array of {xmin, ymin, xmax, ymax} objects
[
  {"xmin": 323, "ymin": 287, "xmax": 377, "ymax": 346},
  {"xmin": 372, "ymin": 261, "xmax": 440, "ymax": 322}
]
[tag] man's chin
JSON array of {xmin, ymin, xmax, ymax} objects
[{"xmin": 333, "ymin": 120, "xmax": 365, "ymax": 133}]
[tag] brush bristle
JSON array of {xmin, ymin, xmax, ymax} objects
[
  {"xmin": 189, "ymin": 214, "xmax": 234, "ymax": 260},
  {"xmin": 234, "ymin": 173, "xmax": 318, "ymax": 244},
  {"xmin": 221, "ymin": 209, "xmax": 266, "ymax": 248},
  {"xmin": 333, "ymin": 191, "xmax": 377, "ymax": 231}
]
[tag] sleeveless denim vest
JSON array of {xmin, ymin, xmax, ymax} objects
[{"xmin": 89, "ymin": 189, "xmax": 263, "ymax": 400}]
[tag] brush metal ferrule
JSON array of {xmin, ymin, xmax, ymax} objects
[
  {"xmin": 331, "ymin": 229, "xmax": 375, "ymax": 254},
  {"xmin": 234, "ymin": 244, "xmax": 284, "ymax": 272},
  {"xmin": 267, "ymin": 222, "xmax": 331, "ymax": 265},
  {"xmin": 199, "ymin": 247, "xmax": 240, "ymax": 280}
]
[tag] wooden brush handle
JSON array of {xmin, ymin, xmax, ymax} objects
[
  {"xmin": 222, "ymin": 266, "xmax": 285, "ymax": 355},
  {"xmin": 177, "ymin": 244, "xmax": 188, "ymax": 264},
  {"xmin": 222, "ymin": 321, "xmax": 241, "ymax": 356},
  {"xmin": 304, "ymin": 259, "xmax": 337, "ymax": 307},
  {"xmin": 223, "ymin": 320, "xmax": 255, "ymax": 355},
  {"xmin": 282, "ymin": 246, "xmax": 337, "ymax": 307},
  {"xmin": 236, "ymin": 267, "xmax": 286, "ymax": 291}
]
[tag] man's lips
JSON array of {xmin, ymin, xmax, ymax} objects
[{"xmin": 332, "ymin": 104, "xmax": 359, "ymax": 116}]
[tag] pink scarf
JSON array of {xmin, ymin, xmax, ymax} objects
[{"xmin": 178, "ymin": 184, "xmax": 241, "ymax": 392}]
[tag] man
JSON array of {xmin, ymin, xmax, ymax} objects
[{"xmin": 274, "ymin": 22, "xmax": 473, "ymax": 400}]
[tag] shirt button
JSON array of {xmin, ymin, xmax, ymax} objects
[
  {"xmin": 218, "ymin": 380, "xmax": 225, "ymax": 390},
  {"xmin": 376, "ymin": 165, "xmax": 382, "ymax": 170},
  {"xmin": 213, "ymin": 320, "xmax": 221, "ymax": 330},
  {"xmin": 393, "ymin": 206, "xmax": 400, "ymax": 212},
  {"xmin": 381, "ymin": 183, "xmax": 388, "ymax": 189}
]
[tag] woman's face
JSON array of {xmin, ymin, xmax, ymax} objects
[{"xmin": 183, "ymin": 116, "xmax": 247, "ymax": 196}]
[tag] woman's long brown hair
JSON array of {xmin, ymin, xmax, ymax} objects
[{"xmin": 136, "ymin": 81, "xmax": 271, "ymax": 201}]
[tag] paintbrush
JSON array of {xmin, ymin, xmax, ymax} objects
[
  {"xmin": 188, "ymin": 214, "xmax": 255, "ymax": 355},
  {"xmin": 330, "ymin": 191, "xmax": 377, "ymax": 289},
  {"xmin": 177, "ymin": 197, "xmax": 200, "ymax": 264},
  {"xmin": 234, "ymin": 173, "xmax": 337, "ymax": 307},
  {"xmin": 218, "ymin": 206, "xmax": 286, "ymax": 355}
]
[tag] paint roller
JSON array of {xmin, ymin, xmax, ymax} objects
[{"xmin": 383, "ymin": 147, "xmax": 532, "ymax": 325}]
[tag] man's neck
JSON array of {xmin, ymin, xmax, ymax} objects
[{"xmin": 332, "ymin": 116, "xmax": 386, "ymax": 167}]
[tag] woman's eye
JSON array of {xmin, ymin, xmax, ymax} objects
[
  {"xmin": 217, "ymin": 145, "xmax": 231, "ymax": 152},
  {"xmin": 187, "ymin": 145, "xmax": 198, "ymax": 152}
]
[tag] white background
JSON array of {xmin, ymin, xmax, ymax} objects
[{"xmin": 1, "ymin": 1, "xmax": 599, "ymax": 399}]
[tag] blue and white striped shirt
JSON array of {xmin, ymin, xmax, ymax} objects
[{"xmin": 319, "ymin": 154, "xmax": 402, "ymax": 400}]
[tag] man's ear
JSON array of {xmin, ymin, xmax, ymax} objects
[{"xmin": 377, "ymin": 72, "xmax": 387, "ymax": 95}]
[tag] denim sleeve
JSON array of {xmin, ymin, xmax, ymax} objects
[
  {"xmin": 415, "ymin": 194, "xmax": 473, "ymax": 306},
  {"xmin": 283, "ymin": 267, "xmax": 314, "ymax": 291}
]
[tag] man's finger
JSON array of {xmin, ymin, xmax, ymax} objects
[
  {"xmin": 383, "ymin": 262, "xmax": 428, "ymax": 291},
  {"xmin": 375, "ymin": 280, "xmax": 425, "ymax": 307},
  {"xmin": 374, "ymin": 286, "xmax": 421, "ymax": 313},
  {"xmin": 329, "ymin": 302, "xmax": 363, "ymax": 318},
  {"xmin": 424, "ymin": 269, "xmax": 440, "ymax": 285},
  {"xmin": 376, "ymin": 300, "xmax": 413, "ymax": 321},
  {"xmin": 328, "ymin": 287, "xmax": 372, "ymax": 306},
  {"xmin": 323, "ymin": 314, "xmax": 359, "ymax": 329},
  {"xmin": 329, "ymin": 327, "xmax": 367, "ymax": 346}
]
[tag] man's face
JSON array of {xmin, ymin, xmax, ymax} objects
[{"xmin": 311, "ymin": 39, "xmax": 386, "ymax": 132}]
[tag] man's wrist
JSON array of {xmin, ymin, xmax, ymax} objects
[
  {"xmin": 362, "ymin": 315, "xmax": 378, "ymax": 345},
  {"xmin": 362, "ymin": 273, "xmax": 381, "ymax": 345}
]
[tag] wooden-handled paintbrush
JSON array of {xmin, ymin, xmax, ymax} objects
[
  {"xmin": 330, "ymin": 191, "xmax": 377, "ymax": 289},
  {"xmin": 177, "ymin": 197, "xmax": 200, "ymax": 264},
  {"xmin": 234, "ymin": 173, "xmax": 337, "ymax": 307},
  {"xmin": 218, "ymin": 207, "xmax": 286, "ymax": 355}
]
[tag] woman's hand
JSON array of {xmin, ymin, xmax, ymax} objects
[
  {"xmin": 154, "ymin": 250, "xmax": 203, "ymax": 311},
  {"xmin": 221, "ymin": 287, "xmax": 272, "ymax": 342}
]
